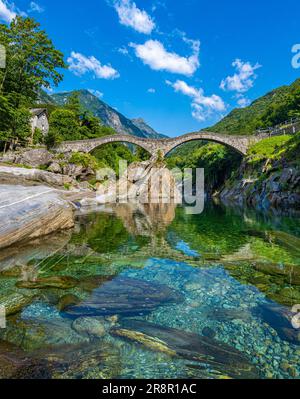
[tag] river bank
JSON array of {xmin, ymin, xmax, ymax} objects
[
  {"xmin": 1, "ymin": 139, "xmax": 300, "ymax": 252},
  {"xmin": 219, "ymin": 161, "xmax": 300, "ymax": 210}
]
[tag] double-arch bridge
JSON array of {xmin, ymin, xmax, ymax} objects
[{"xmin": 56, "ymin": 131, "xmax": 263, "ymax": 157}]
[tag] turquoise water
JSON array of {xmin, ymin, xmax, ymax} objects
[{"xmin": 0, "ymin": 202, "xmax": 299, "ymax": 379}]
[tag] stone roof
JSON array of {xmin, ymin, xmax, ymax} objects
[{"xmin": 30, "ymin": 108, "xmax": 48, "ymax": 117}]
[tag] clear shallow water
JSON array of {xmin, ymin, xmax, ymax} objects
[{"xmin": 0, "ymin": 202, "xmax": 300, "ymax": 379}]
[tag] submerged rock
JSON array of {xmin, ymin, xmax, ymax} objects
[
  {"xmin": 202, "ymin": 327, "xmax": 216, "ymax": 339},
  {"xmin": 63, "ymin": 277, "xmax": 184, "ymax": 317},
  {"xmin": 0, "ymin": 340, "xmax": 52, "ymax": 379},
  {"xmin": 78, "ymin": 275, "xmax": 114, "ymax": 292},
  {"xmin": 256, "ymin": 303, "xmax": 300, "ymax": 345},
  {"xmin": 110, "ymin": 320, "xmax": 259, "ymax": 379},
  {"xmin": 0, "ymin": 230, "xmax": 72, "ymax": 272},
  {"xmin": 246, "ymin": 230, "xmax": 300, "ymax": 256},
  {"xmin": 72, "ymin": 317, "xmax": 108, "ymax": 338},
  {"xmin": 210, "ymin": 308, "xmax": 252, "ymax": 322},
  {"xmin": 16, "ymin": 276, "xmax": 79, "ymax": 290},
  {"xmin": 253, "ymin": 262, "xmax": 300, "ymax": 286},
  {"xmin": 34, "ymin": 341, "xmax": 121, "ymax": 379},
  {"xmin": 57, "ymin": 294, "xmax": 81, "ymax": 312},
  {"xmin": 0, "ymin": 292, "xmax": 36, "ymax": 316}
]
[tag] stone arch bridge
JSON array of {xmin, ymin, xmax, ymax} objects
[{"xmin": 56, "ymin": 131, "xmax": 262, "ymax": 157}]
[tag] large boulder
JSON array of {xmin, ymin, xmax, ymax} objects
[
  {"xmin": 0, "ymin": 185, "xmax": 75, "ymax": 250},
  {"xmin": 63, "ymin": 276, "xmax": 184, "ymax": 317},
  {"xmin": 1, "ymin": 149, "xmax": 54, "ymax": 168},
  {"xmin": 0, "ymin": 166, "xmax": 74, "ymax": 188},
  {"xmin": 96, "ymin": 160, "xmax": 181, "ymax": 204},
  {"xmin": 111, "ymin": 320, "xmax": 259, "ymax": 379}
]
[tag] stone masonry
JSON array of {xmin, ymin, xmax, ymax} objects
[{"xmin": 56, "ymin": 131, "xmax": 263, "ymax": 157}]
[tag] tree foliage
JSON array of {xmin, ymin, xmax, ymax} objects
[
  {"xmin": 167, "ymin": 142, "xmax": 242, "ymax": 192},
  {"xmin": 211, "ymin": 79, "xmax": 300, "ymax": 135},
  {"xmin": 0, "ymin": 16, "xmax": 65, "ymax": 141}
]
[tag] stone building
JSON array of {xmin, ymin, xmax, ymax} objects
[{"xmin": 30, "ymin": 108, "xmax": 49, "ymax": 137}]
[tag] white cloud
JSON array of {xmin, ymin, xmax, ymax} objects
[
  {"xmin": 167, "ymin": 79, "xmax": 226, "ymax": 122},
  {"xmin": 118, "ymin": 46, "xmax": 129, "ymax": 55},
  {"xmin": 0, "ymin": 0, "xmax": 16, "ymax": 23},
  {"xmin": 88, "ymin": 89, "xmax": 104, "ymax": 98},
  {"xmin": 147, "ymin": 88, "xmax": 155, "ymax": 93},
  {"xmin": 28, "ymin": 2, "xmax": 44, "ymax": 13},
  {"xmin": 220, "ymin": 59, "xmax": 261, "ymax": 93},
  {"xmin": 130, "ymin": 39, "xmax": 200, "ymax": 76},
  {"xmin": 68, "ymin": 52, "xmax": 120, "ymax": 80},
  {"xmin": 151, "ymin": 1, "xmax": 166, "ymax": 12},
  {"xmin": 114, "ymin": 0, "xmax": 155, "ymax": 34}
]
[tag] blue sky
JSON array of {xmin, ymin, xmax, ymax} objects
[{"xmin": 0, "ymin": 0, "xmax": 300, "ymax": 137}]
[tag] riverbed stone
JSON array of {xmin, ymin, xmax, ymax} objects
[
  {"xmin": 0, "ymin": 340, "xmax": 53, "ymax": 379},
  {"xmin": 63, "ymin": 277, "xmax": 184, "ymax": 317},
  {"xmin": 57, "ymin": 294, "xmax": 81, "ymax": 311},
  {"xmin": 16, "ymin": 276, "xmax": 79, "ymax": 290},
  {"xmin": 72, "ymin": 317, "xmax": 107, "ymax": 338},
  {"xmin": 0, "ymin": 292, "xmax": 36, "ymax": 316},
  {"xmin": 78, "ymin": 275, "xmax": 114, "ymax": 292},
  {"xmin": 111, "ymin": 319, "xmax": 259, "ymax": 379}
]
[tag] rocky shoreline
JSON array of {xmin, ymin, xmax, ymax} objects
[
  {"xmin": 218, "ymin": 160, "xmax": 300, "ymax": 211},
  {"xmin": 1, "ymin": 146, "xmax": 300, "ymax": 252}
]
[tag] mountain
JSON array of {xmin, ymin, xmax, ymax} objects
[
  {"xmin": 210, "ymin": 78, "xmax": 300, "ymax": 135},
  {"xmin": 49, "ymin": 89, "xmax": 166, "ymax": 139},
  {"xmin": 38, "ymin": 89, "xmax": 57, "ymax": 105},
  {"xmin": 131, "ymin": 118, "xmax": 163, "ymax": 139}
]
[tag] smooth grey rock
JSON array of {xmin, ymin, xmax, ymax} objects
[
  {"xmin": 0, "ymin": 185, "xmax": 74, "ymax": 249},
  {"xmin": 0, "ymin": 166, "xmax": 74, "ymax": 187},
  {"xmin": 1, "ymin": 149, "xmax": 53, "ymax": 168}
]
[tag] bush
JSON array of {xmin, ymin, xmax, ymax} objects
[
  {"xmin": 247, "ymin": 135, "xmax": 292, "ymax": 163},
  {"xmin": 69, "ymin": 152, "xmax": 100, "ymax": 170},
  {"xmin": 45, "ymin": 130, "xmax": 62, "ymax": 148},
  {"xmin": 33, "ymin": 128, "xmax": 44, "ymax": 145}
]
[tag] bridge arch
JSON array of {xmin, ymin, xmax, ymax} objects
[
  {"xmin": 57, "ymin": 134, "xmax": 157, "ymax": 157},
  {"xmin": 87, "ymin": 136, "xmax": 154, "ymax": 157},
  {"xmin": 163, "ymin": 132, "xmax": 253, "ymax": 157}
]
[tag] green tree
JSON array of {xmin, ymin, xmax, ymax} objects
[
  {"xmin": 46, "ymin": 109, "xmax": 80, "ymax": 147},
  {"xmin": 136, "ymin": 146, "xmax": 151, "ymax": 161},
  {"xmin": 0, "ymin": 16, "xmax": 66, "ymax": 142},
  {"xmin": 65, "ymin": 92, "xmax": 82, "ymax": 119},
  {"xmin": 13, "ymin": 107, "xmax": 32, "ymax": 141}
]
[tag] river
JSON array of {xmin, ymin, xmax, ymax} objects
[{"xmin": 0, "ymin": 201, "xmax": 299, "ymax": 379}]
